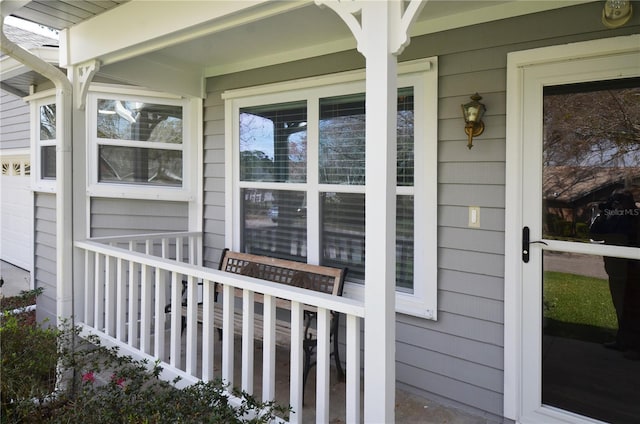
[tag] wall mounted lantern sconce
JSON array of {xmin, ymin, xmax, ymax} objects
[
  {"xmin": 461, "ymin": 93, "xmax": 486, "ymax": 149},
  {"xmin": 602, "ymin": 0, "xmax": 632, "ymax": 28}
]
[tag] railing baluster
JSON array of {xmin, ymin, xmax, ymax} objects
[
  {"xmin": 169, "ymin": 271, "xmax": 182, "ymax": 369},
  {"xmin": 201, "ymin": 279, "xmax": 215, "ymax": 381},
  {"xmin": 116, "ymin": 258, "xmax": 127, "ymax": 341},
  {"xmin": 189, "ymin": 235, "xmax": 197, "ymax": 265},
  {"xmin": 346, "ymin": 314, "xmax": 362, "ymax": 424},
  {"xmin": 140, "ymin": 264, "xmax": 152, "ymax": 354},
  {"xmin": 242, "ymin": 289, "xmax": 255, "ymax": 394},
  {"xmin": 94, "ymin": 253, "xmax": 104, "ymax": 331},
  {"xmin": 128, "ymin": 261, "xmax": 139, "ymax": 348},
  {"xmin": 154, "ymin": 268, "xmax": 166, "ymax": 361},
  {"xmin": 316, "ymin": 307, "xmax": 331, "ymax": 423},
  {"xmin": 105, "ymin": 255, "xmax": 117, "ymax": 337},
  {"xmin": 262, "ymin": 294, "xmax": 276, "ymax": 402},
  {"xmin": 84, "ymin": 250, "xmax": 95, "ymax": 326},
  {"xmin": 185, "ymin": 275, "xmax": 198, "ymax": 376},
  {"xmin": 221, "ymin": 284, "xmax": 234, "ymax": 385},
  {"xmin": 289, "ymin": 301, "xmax": 304, "ymax": 424},
  {"xmin": 176, "ymin": 236, "xmax": 184, "ymax": 263},
  {"xmin": 161, "ymin": 237, "xmax": 169, "ymax": 260}
]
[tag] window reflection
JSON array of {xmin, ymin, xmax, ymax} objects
[
  {"xmin": 40, "ymin": 104, "xmax": 56, "ymax": 140},
  {"xmin": 239, "ymin": 102, "xmax": 307, "ymax": 183},
  {"xmin": 542, "ymin": 251, "xmax": 640, "ymax": 423},
  {"xmin": 542, "ymin": 78, "xmax": 640, "ymax": 243},
  {"xmin": 95, "ymin": 99, "xmax": 183, "ymax": 187}
]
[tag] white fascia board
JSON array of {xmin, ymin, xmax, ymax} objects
[
  {"xmin": 0, "ymin": 47, "xmax": 59, "ymax": 79},
  {"xmin": 410, "ymin": 0, "xmax": 597, "ymax": 37},
  {"xmin": 61, "ymin": 0, "xmax": 306, "ymax": 68}
]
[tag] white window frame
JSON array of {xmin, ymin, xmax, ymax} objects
[
  {"xmin": 28, "ymin": 91, "xmax": 57, "ymax": 193},
  {"xmin": 223, "ymin": 58, "xmax": 438, "ymax": 319},
  {"xmin": 86, "ymin": 85, "xmax": 198, "ymax": 201}
]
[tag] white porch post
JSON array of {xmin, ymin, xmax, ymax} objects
[
  {"xmin": 69, "ymin": 61, "xmax": 99, "ymax": 324},
  {"xmin": 56, "ymin": 87, "xmax": 74, "ymax": 323},
  {"xmin": 362, "ymin": 3, "xmax": 397, "ymax": 421},
  {"xmin": 316, "ymin": 1, "xmax": 426, "ymax": 421}
]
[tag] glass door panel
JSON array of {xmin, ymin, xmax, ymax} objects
[
  {"xmin": 542, "ymin": 251, "xmax": 640, "ymax": 423},
  {"xmin": 541, "ymin": 78, "xmax": 640, "ymax": 423}
]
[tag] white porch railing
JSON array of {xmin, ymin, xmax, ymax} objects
[{"xmin": 74, "ymin": 232, "xmax": 365, "ymax": 423}]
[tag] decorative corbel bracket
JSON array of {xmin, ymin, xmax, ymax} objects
[
  {"xmin": 394, "ymin": 0, "xmax": 426, "ymax": 55},
  {"xmin": 315, "ymin": 0, "xmax": 426, "ymax": 57},
  {"xmin": 73, "ymin": 60, "xmax": 100, "ymax": 110}
]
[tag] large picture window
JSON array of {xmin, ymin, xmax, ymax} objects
[
  {"xmin": 226, "ymin": 59, "xmax": 438, "ymax": 317},
  {"xmin": 87, "ymin": 90, "xmax": 197, "ymax": 200}
]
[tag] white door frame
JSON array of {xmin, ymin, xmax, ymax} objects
[{"xmin": 504, "ymin": 34, "xmax": 640, "ymax": 423}]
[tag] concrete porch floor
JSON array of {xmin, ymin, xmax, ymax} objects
[
  {"xmin": 197, "ymin": 337, "xmax": 492, "ymax": 424},
  {"xmin": 1, "ymin": 260, "xmax": 491, "ymax": 423},
  {"xmin": 164, "ymin": 315, "xmax": 492, "ymax": 423}
]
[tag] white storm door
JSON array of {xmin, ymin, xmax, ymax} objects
[{"xmin": 517, "ymin": 39, "xmax": 640, "ymax": 424}]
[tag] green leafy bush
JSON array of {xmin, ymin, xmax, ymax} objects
[
  {"xmin": 1, "ymin": 312, "xmax": 59, "ymax": 418},
  {"xmin": 1, "ymin": 304, "xmax": 290, "ymax": 423}
]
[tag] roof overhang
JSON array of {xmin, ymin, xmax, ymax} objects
[
  {"xmin": 60, "ymin": 0, "xmax": 596, "ymax": 71},
  {"xmin": 3, "ymin": 0, "xmax": 599, "ymax": 98}
]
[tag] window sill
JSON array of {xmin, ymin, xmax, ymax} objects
[
  {"xmin": 87, "ymin": 184, "xmax": 194, "ymax": 202},
  {"xmin": 32, "ymin": 181, "xmax": 56, "ymax": 193},
  {"xmin": 341, "ymin": 280, "xmax": 437, "ymax": 320}
]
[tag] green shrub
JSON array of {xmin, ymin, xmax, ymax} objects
[
  {"xmin": 2, "ymin": 317, "xmax": 290, "ymax": 423},
  {"xmin": 1, "ymin": 312, "xmax": 59, "ymax": 419},
  {"xmin": 0, "ymin": 287, "xmax": 43, "ymax": 311}
]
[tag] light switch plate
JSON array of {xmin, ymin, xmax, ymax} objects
[{"xmin": 469, "ymin": 206, "xmax": 480, "ymax": 228}]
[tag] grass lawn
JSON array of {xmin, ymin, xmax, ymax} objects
[{"xmin": 543, "ymin": 271, "xmax": 618, "ymax": 343}]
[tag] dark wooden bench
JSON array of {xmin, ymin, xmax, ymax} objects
[{"xmin": 170, "ymin": 248, "xmax": 347, "ymax": 396}]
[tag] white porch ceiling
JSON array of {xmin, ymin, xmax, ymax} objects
[{"xmin": 2, "ymin": 0, "xmax": 595, "ymax": 97}]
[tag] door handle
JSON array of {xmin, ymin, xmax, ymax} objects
[{"xmin": 522, "ymin": 226, "xmax": 548, "ymax": 263}]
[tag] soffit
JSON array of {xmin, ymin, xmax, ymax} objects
[
  {"xmin": 1, "ymin": 23, "xmax": 60, "ymax": 96},
  {"xmin": 9, "ymin": 0, "xmax": 130, "ymax": 30},
  {"xmin": 128, "ymin": 1, "xmax": 597, "ymax": 78},
  {"xmin": 2, "ymin": 1, "xmax": 597, "ymax": 97},
  {"xmin": 1, "ymin": 0, "xmax": 128, "ymax": 97}
]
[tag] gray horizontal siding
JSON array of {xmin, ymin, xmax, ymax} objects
[
  {"xmin": 397, "ymin": 362, "xmax": 502, "ymax": 420},
  {"xmin": 201, "ymin": 2, "xmax": 638, "ymax": 420},
  {"xmin": 34, "ymin": 193, "xmax": 56, "ymax": 323},
  {"xmin": 0, "ymin": 91, "xmax": 30, "ymax": 150},
  {"xmin": 90, "ymin": 198, "xmax": 188, "ymax": 237}
]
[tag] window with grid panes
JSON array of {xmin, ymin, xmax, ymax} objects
[
  {"xmin": 86, "ymin": 90, "xmax": 197, "ymax": 201},
  {"xmin": 227, "ymin": 60, "xmax": 438, "ymax": 317}
]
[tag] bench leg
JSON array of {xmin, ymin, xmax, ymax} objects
[
  {"xmin": 332, "ymin": 330, "xmax": 345, "ymax": 381},
  {"xmin": 302, "ymin": 339, "xmax": 315, "ymax": 405},
  {"xmin": 331, "ymin": 313, "xmax": 345, "ymax": 381}
]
